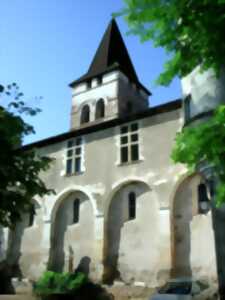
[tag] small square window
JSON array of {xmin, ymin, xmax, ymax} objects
[
  {"xmin": 76, "ymin": 138, "xmax": 82, "ymax": 146},
  {"xmin": 67, "ymin": 140, "xmax": 74, "ymax": 148},
  {"xmin": 131, "ymin": 133, "xmax": 138, "ymax": 142},
  {"xmin": 121, "ymin": 126, "xmax": 128, "ymax": 134},
  {"xmin": 75, "ymin": 148, "xmax": 81, "ymax": 155},
  {"xmin": 131, "ymin": 123, "xmax": 138, "ymax": 132},
  {"xmin": 121, "ymin": 136, "xmax": 128, "ymax": 145},
  {"xmin": 67, "ymin": 149, "xmax": 73, "ymax": 157}
]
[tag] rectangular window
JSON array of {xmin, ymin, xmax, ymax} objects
[
  {"xmin": 184, "ymin": 94, "xmax": 191, "ymax": 122},
  {"xmin": 66, "ymin": 137, "xmax": 83, "ymax": 175},
  {"xmin": 120, "ymin": 123, "xmax": 139, "ymax": 164}
]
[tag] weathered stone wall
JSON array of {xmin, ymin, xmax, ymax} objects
[
  {"xmin": 1, "ymin": 104, "xmax": 218, "ymax": 287},
  {"xmin": 181, "ymin": 66, "xmax": 225, "ymax": 120}
]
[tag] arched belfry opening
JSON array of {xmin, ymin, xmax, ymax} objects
[
  {"xmin": 80, "ymin": 105, "xmax": 90, "ymax": 124},
  {"xmin": 95, "ymin": 98, "xmax": 105, "ymax": 119},
  {"xmin": 171, "ymin": 174, "xmax": 203, "ymax": 279},
  {"xmin": 48, "ymin": 191, "xmax": 94, "ymax": 273}
]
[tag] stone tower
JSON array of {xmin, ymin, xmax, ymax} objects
[{"xmin": 69, "ymin": 19, "xmax": 151, "ymax": 130}]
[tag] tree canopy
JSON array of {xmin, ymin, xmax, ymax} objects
[
  {"xmin": 0, "ymin": 83, "xmax": 53, "ymax": 228},
  {"xmin": 116, "ymin": 0, "xmax": 225, "ymax": 85},
  {"xmin": 171, "ymin": 106, "xmax": 225, "ymax": 205}
]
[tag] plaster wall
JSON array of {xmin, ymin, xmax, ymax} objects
[
  {"xmin": 16, "ymin": 107, "xmax": 182, "ymax": 282},
  {"xmin": 181, "ymin": 66, "xmax": 225, "ymax": 118},
  {"xmin": 5, "ymin": 105, "xmax": 217, "ymax": 286},
  {"xmin": 191, "ymin": 213, "xmax": 217, "ymax": 282}
]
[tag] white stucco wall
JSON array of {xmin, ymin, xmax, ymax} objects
[
  {"xmin": 3, "ymin": 104, "xmax": 217, "ymax": 287},
  {"xmin": 181, "ymin": 66, "xmax": 225, "ymax": 119}
]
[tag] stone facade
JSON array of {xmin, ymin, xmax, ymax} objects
[{"xmin": 0, "ymin": 19, "xmax": 220, "ymax": 290}]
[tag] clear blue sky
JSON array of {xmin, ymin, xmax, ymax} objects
[{"xmin": 1, "ymin": 0, "xmax": 181, "ymax": 145}]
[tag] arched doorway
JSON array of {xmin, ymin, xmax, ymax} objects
[
  {"xmin": 103, "ymin": 181, "xmax": 151, "ymax": 283},
  {"xmin": 48, "ymin": 191, "xmax": 94, "ymax": 274},
  {"xmin": 171, "ymin": 174, "xmax": 202, "ymax": 278}
]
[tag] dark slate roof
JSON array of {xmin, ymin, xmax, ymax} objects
[
  {"xmin": 21, "ymin": 99, "xmax": 181, "ymax": 151},
  {"xmin": 69, "ymin": 19, "xmax": 151, "ymax": 95}
]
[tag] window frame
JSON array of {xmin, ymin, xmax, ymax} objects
[
  {"xmin": 120, "ymin": 122, "xmax": 140, "ymax": 164},
  {"xmin": 66, "ymin": 137, "xmax": 83, "ymax": 176}
]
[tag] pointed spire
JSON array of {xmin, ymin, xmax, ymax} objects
[
  {"xmin": 87, "ymin": 18, "xmax": 138, "ymax": 82},
  {"xmin": 70, "ymin": 19, "xmax": 150, "ymax": 95}
]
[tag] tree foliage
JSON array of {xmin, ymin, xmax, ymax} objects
[
  {"xmin": 115, "ymin": 0, "xmax": 225, "ymax": 85},
  {"xmin": 171, "ymin": 106, "xmax": 225, "ymax": 205},
  {"xmin": 0, "ymin": 83, "xmax": 53, "ymax": 228}
]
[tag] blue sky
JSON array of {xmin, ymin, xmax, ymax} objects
[{"xmin": 1, "ymin": 0, "xmax": 181, "ymax": 145}]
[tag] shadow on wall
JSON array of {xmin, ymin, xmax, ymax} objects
[
  {"xmin": 170, "ymin": 174, "xmax": 203, "ymax": 278},
  {"xmin": 0, "ymin": 222, "xmax": 25, "ymax": 294},
  {"xmin": 74, "ymin": 256, "xmax": 91, "ymax": 276},
  {"xmin": 48, "ymin": 204, "xmax": 68, "ymax": 272}
]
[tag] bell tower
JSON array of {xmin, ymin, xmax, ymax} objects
[{"xmin": 69, "ymin": 19, "xmax": 151, "ymax": 130}]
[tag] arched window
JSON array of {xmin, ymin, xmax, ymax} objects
[
  {"xmin": 198, "ymin": 183, "xmax": 210, "ymax": 214},
  {"xmin": 128, "ymin": 192, "xmax": 136, "ymax": 220},
  {"xmin": 95, "ymin": 99, "xmax": 105, "ymax": 119},
  {"xmin": 80, "ymin": 105, "xmax": 90, "ymax": 124},
  {"xmin": 73, "ymin": 199, "xmax": 80, "ymax": 223}
]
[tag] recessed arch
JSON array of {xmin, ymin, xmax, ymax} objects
[
  {"xmin": 95, "ymin": 98, "xmax": 105, "ymax": 119},
  {"xmin": 170, "ymin": 172, "xmax": 203, "ymax": 278},
  {"xmin": 48, "ymin": 188, "xmax": 95, "ymax": 273},
  {"xmin": 103, "ymin": 179, "xmax": 152, "ymax": 283},
  {"xmin": 50, "ymin": 186, "xmax": 98, "ymax": 220}
]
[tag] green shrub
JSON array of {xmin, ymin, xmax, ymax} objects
[{"xmin": 33, "ymin": 271, "xmax": 88, "ymax": 295}]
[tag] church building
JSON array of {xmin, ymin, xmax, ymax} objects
[{"xmin": 0, "ymin": 19, "xmax": 219, "ymax": 289}]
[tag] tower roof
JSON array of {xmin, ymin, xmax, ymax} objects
[{"xmin": 69, "ymin": 19, "xmax": 151, "ymax": 95}]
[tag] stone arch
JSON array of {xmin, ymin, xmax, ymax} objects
[
  {"xmin": 95, "ymin": 98, "xmax": 105, "ymax": 119},
  {"xmin": 50, "ymin": 186, "xmax": 98, "ymax": 218},
  {"xmin": 170, "ymin": 172, "xmax": 203, "ymax": 278},
  {"xmin": 80, "ymin": 104, "xmax": 90, "ymax": 124},
  {"xmin": 48, "ymin": 189, "xmax": 95, "ymax": 274},
  {"xmin": 103, "ymin": 179, "xmax": 153, "ymax": 283}
]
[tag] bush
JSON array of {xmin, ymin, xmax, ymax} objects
[{"xmin": 33, "ymin": 271, "xmax": 88, "ymax": 296}]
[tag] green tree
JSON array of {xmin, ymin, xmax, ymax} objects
[
  {"xmin": 116, "ymin": 0, "xmax": 225, "ymax": 85},
  {"xmin": 0, "ymin": 83, "xmax": 53, "ymax": 228}
]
